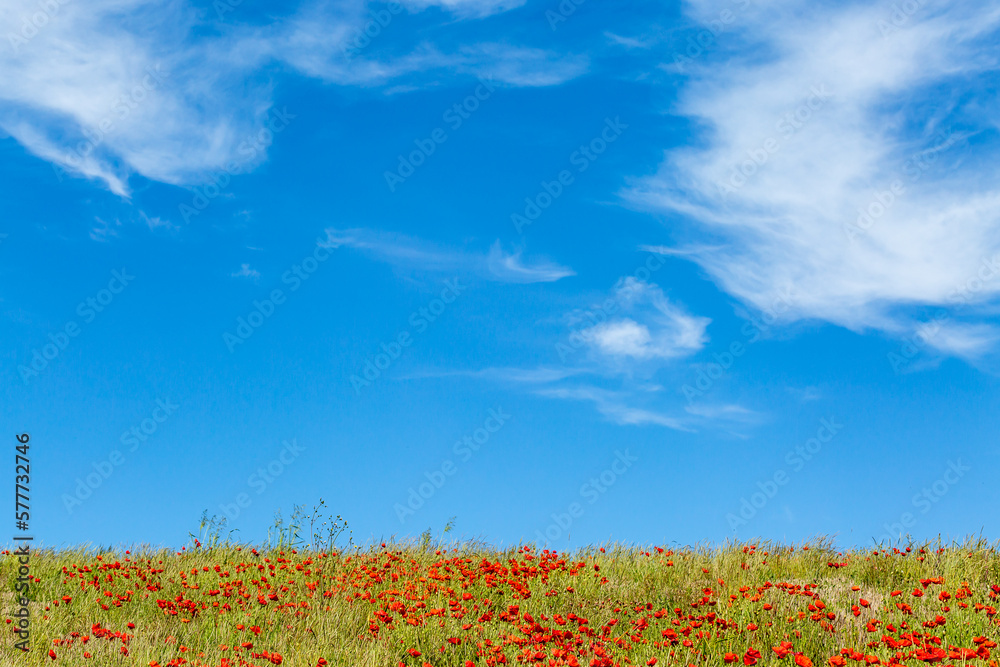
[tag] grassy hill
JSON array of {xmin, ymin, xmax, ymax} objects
[{"xmin": 2, "ymin": 539, "xmax": 999, "ymax": 667}]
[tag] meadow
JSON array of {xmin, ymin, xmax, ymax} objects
[{"xmin": 3, "ymin": 529, "xmax": 999, "ymax": 667}]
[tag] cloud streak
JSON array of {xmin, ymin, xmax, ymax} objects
[
  {"xmin": 400, "ymin": 0, "xmax": 527, "ymax": 18},
  {"xmin": 536, "ymin": 385, "xmax": 693, "ymax": 431},
  {"xmin": 231, "ymin": 263, "xmax": 261, "ymax": 280},
  {"xmin": 321, "ymin": 227, "xmax": 574, "ymax": 284}
]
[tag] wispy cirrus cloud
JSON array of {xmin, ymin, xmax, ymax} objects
[
  {"xmin": 400, "ymin": 271, "xmax": 721, "ymax": 432},
  {"xmin": 231, "ymin": 263, "xmax": 261, "ymax": 280},
  {"xmin": 408, "ymin": 363, "xmax": 699, "ymax": 431},
  {"xmin": 486, "ymin": 242, "xmax": 575, "ymax": 283},
  {"xmin": 534, "ymin": 384, "xmax": 761, "ymax": 433},
  {"xmin": 406, "ymin": 360, "xmax": 761, "ymax": 433},
  {"xmin": 277, "ymin": 10, "xmax": 588, "ymax": 88},
  {"xmin": 0, "ymin": 0, "xmax": 253, "ymax": 196},
  {"xmin": 321, "ymin": 227, "xmax": 574, "ymax": 284},
  {"xmin": 400, "ymin": 0, "xmax": 527, "ymax": 18},
  {"xmin": 536, "ymin": 385, "xmax": 692, "ymax": 431},
  {"xmin": 629, "ymin": 0, "xmax": 1000, "ymax": 361},
  {"xmin": 397, "ymin": 267, "xmax": 715, "ymax": 431},
  {"xmin": 0, "ymin": 0, "xmax": 586, "ymax": 196},
  {"xmin": 399, "ymin": 366, "xmax": 585, "ymax": 383}
]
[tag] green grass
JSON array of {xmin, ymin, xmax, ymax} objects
[{"xmin": 2, "ymin": 537, "xmax": 999, "ymax": 667}]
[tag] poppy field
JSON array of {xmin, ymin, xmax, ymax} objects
[{"xmin": 3, "ymin": 539, "xmax": 999, "ymax": 667}]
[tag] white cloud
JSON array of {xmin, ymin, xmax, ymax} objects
[
  {"xmin": 401, "ymin": 366, "xmax": 585, "ymax": 383},
  {"xmin": 639, "ymin": 243, "xmax": 724, "ymax": 257},
  {"xmin": 535, "ymin": 386, "xmax": 692, "ymax": 431},
  {"xmin": 683, "ymin": 402, "xmax": 759, "ymax": 422},
  {"xmin": 400, "ymin": 0, "xmax": 526, "ymax": 18},
  {"xmin": 408, "ymin": 364, "xmax": 762, "ymax": 432},
  {"xmin": 912, "ymin": 319, "xmax": 1000, "ymax": 359},
  {"xmin": 458, "ymin": 44, "xmax": 587, "ymax": 87},
  {"xmin": 231, "ymin": 263, "xmax": 261, "ymax": 280},
  {"xmin": 0, "ymin": 0, "xmax": 277, "ymax": 196},
  {"xmin": 578, "ymin": 277, "xmax": 710, "ymax": 361},
  {"xmin": 0, "ymin": 0, "xmax": 586, "ymax": 196},
  {"xmin": 89, "ymin": 216, "xmax": 122, "ymax": 243},
  {"xmin": 604, "ymin": 31, "xmax": 653, "ymax": 50},
  {"xmin": 321, "ymin": 227, "xmax": 574, "ymax": 284},
  {"xmin": 629, "ymin": 0, "xmax": 1000, "ymax": 359},
  {"xmin": 535, "ymin": 385, "xmax": 761, "ymax": 432},
  {"xmin": 276, "ymin": 32, "xmax": 588, "ymax": 89},
  {"xmin": 486, "ymin": 241, "xmax": 575, "ymax": 283},
  {"xmin": 141, "ymin": 211, "xmax": 173, "ymax": 231},
  {"xmin": 787, "ymin": 385, "xmax": 822, "ymax": 403},
  {"xmin": 587, "ymin": 319, "xmax": 653, "ymax": 356},
  {"xmin": 322, "ymin": 227, "xmax": 457, "ymax": 269},
  {"xmin": 427, "ymin": 276, "xmax": 714, "ymax": 431}
]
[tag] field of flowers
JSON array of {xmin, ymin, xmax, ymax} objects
[{"xmin": 2, "ymin": 539, "xmax": 999, "ymax": 667}]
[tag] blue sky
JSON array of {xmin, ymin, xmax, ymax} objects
[{"xmin": 3, "ymin": 0, "xmax": 1000, "ymax": 551}]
